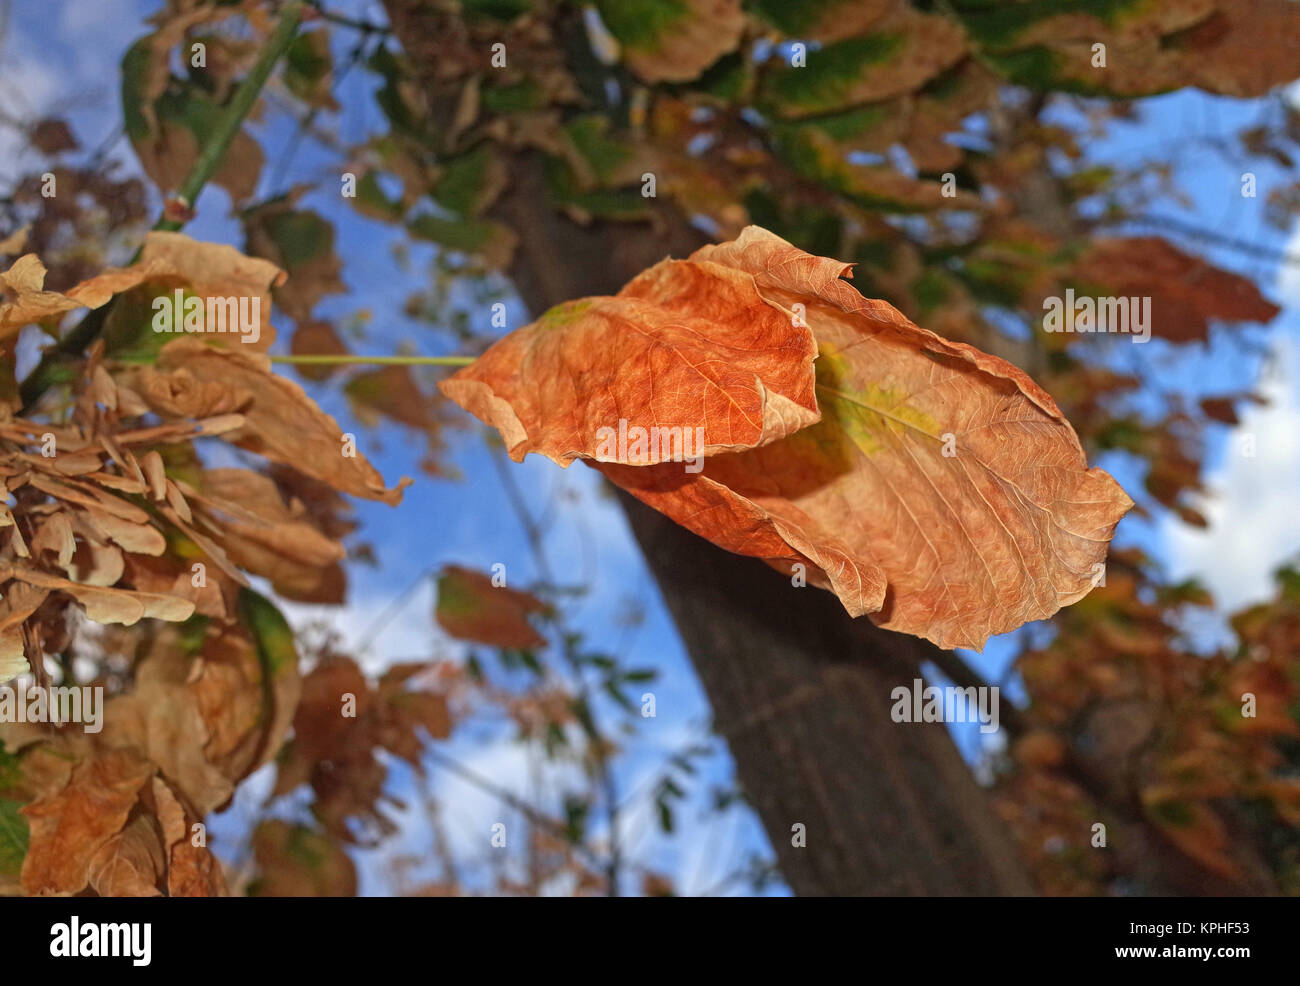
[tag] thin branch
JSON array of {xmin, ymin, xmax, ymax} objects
[
  {"xmin": 1112, "ymin": 213, "xmax": 1300, "ymax": 266},
  {"xmin": 18, "ymin": 1, "xmax": 307, "ymax": 410},
  {"xmin": 488, "ymin": 445, "xmax": 554, "ymax": 585},
  {"xmin": 355, "ymin": 564, "xmax": 438, "ymax": 649},
  {"xmin": 304, "ymin": 0, "xmax": 391, "ymax": 35},
  {"xmin": 268, "ymin": 30, "xmax": 372, "ymax": 195},
  {"xmin": 924, "ymin": 646, "xmax": 1025, "ymax": 736},
  {"xmin": 488, "ymin": 440, "xmax": 624, "ymax": 896},
  {"xmin": 423, "ymin": 747, "xmax": 605, "ymax": 871}
]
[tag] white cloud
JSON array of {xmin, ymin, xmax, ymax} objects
[{"xmin": 1163, "ymin": 227, "xmax": 1300, "ymax": 612}]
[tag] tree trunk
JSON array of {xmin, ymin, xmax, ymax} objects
[{"xmin": 615, "ymin": 488, "xmax": 1040, "ymax": 895}]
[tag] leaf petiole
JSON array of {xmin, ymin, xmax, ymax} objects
[{"xmin": 268, "ymin": 354, "xmax": 476, "ymax": 367}]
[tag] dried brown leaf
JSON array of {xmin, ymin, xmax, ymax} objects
[
  {"xmin": 134, "ymin": 339, "xmax": 410, "ymax": 504},
  {"xmin": 435, "ymin": 565, "xmax": 547, "ymax": 649},
  {"xmin": 20, "ymin": 748, "xmax": 155, "ymax": 896}
]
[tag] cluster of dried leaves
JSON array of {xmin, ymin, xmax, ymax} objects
[
  {"xmin": 253, "ymin": 564, "xmax": 636, "ymax": 898},
  {"xmin": 996, "ymin": 552, "xmax": 1300, "ymax": 895},
  {"xmin": 0, "ymin": 230, "xmax": 414, "ymax": 895}
]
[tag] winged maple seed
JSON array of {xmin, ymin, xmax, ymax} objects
[{"xmin": 440, "ymin": 226, "xmax": 1134, "ymax": 650}]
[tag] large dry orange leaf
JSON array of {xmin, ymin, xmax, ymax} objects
[
  {"xmin": 623, "ymin": 228, "xmax": 1131, "ymax": 648},
  {"xmin": 444, "ymin": 227, "xmax": 1132, "ymax": 650},
  {"xmin": 440, "ymin": 259, "xmax": 819, "ymax": 466}
]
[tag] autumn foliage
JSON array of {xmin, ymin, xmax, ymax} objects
[{"xmin": 0, "ymin": 0, "xmax": 1299, "ymax": 897}]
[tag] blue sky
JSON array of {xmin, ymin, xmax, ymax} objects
[{"xmin": 4, "ymin": 0, "xmax": 1299, "ymax": 895}]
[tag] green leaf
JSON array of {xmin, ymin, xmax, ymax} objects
[
  {"xmin": 750, "ymin": 0, "xmax": 863, "ymax": 36},
  {"xmin": 407, "ymin": 211, "xmax": 516, "ymax": 262},
  {"xmin": 0, "ymin": 799, "xmax": 29, "ymax": 876},
  {"xmin": 156, "ymin": 84, "xmax": 224, "ymax": 146},
  {"xmin": 693, "ymin": 52, "xmax": 751, "ymax": 102},
  {"xmin": 543, "ymin": 157, "xmax": 650, "ymax": 220},
  {"xmin": 462, "ymin": 0, "xmax": 532, "ymax": 22},
  {"xmin": 564, "ymin": 115, "xmax": 632, "ymax": 184},
  {"xmin": 431, "ymin": 145, "xmax": 504, "ymax": 216},
  {"xmin": 770, "ymin": 127, "xmax": 944, "ymax": 212},
  {"xmin": 239, "ymin": 587, "xmax": 298, "ymax": 678},
  {"xmin": 593, "ymin": 0, "xmax": 691, "ymax": 51},
  {"xmin": 261, "ymin": 209, "xmax": 334, "ymax": 268},
  {"xmin": 764, "ymin": 34, "xmax": 904, "ymax": 112},
  {"xmin": 562, "ymin": 795, "xmax": 589, "ymax": 842},
  {"xmin": 1148, "ymin": 799, "xmax": 1194, "ymax": 827},
  {"xmin": 790, "ymin": 104, "xmax": 893, "ymax": 143},
  {"xmin": 0, "ymin": 742, "xmax": 20, "ymax": 793},
  {"xmin": 368, "ymin": 46, "xmax": 429, "ymax": 144},
  {"xmin": 284, "ymin": 29, "xmax": 336, "ymax": 109},
  {"xmin": 100, "ymin": 286, "xmax": 183, "ymax": 363},
  {"xmin": 603, "ymin": 680, "xmax": 635, "ymax": 712},
  {"xmin": 657, "ymin": 797, "xmax": 674, "ymax": 833},
  {"xmin": 353, "ymin": 171, "xmax": 404, "ymax": 222},
  {"xmin": 120, "ymin": 37, "xmax": 154, "ymax": 141},
  {"xmin": 949, "ymin": 0, "xmax": 1140, "ymax": 49},
  {"xmin": 482, "ymin": 79, "xmax": 547, "ymax": 113}
]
